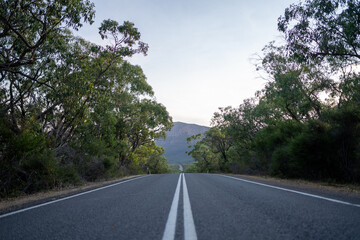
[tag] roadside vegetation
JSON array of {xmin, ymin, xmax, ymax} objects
[
  {"xmin": 0, "ymin": 0, "xmax": 172, "ymax": 198},
  {"xmin": 168, "ymin": 164, "xmax": 181, "ymax": 174},
  {"xmin": 187, "ymin": 0, "xmax": 360, "ymax": 184}
]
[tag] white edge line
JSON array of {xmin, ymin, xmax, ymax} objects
[
  {"xmin": 162, "ymin": 173, "xmax": 182, "ymax": 240},
  {"xmin": 183, "ymin": 173, "xmax": 198, "ymax": 240},
  {"xmin": 220, "ymin": 175, "xmax": 360, "ymax": 208},
  {"xmin": 0, "ymin": 175, "xmax": 150, "ymax": 219}
]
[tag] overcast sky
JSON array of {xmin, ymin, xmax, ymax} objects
[{"xmin": 76, "ymin": 0, "xmax": 297, "ymax": 126}]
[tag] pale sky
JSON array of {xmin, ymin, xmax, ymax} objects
[{"xmin": 76, "ymin": 0, "xmax": 297, "ymax": 126}]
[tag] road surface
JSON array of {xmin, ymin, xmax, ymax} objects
[{"xmin": 1, "ymin": 173, "xmax": 360, "ymax": 239}]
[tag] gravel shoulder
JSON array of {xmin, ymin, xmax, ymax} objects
[{"xmin": 0, "ymin": 175, "xmax": 144, "ymax": 214}]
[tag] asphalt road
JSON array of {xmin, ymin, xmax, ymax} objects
[{"xmin": 1, "ymin": 173, "xmax": 360, "ymax": 240}]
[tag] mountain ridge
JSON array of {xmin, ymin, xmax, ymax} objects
[{"xmin": 156, "ymin": 121, "xmax": 209, "ymax": 164}]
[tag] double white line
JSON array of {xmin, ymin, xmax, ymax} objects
[{"xmin": 162, "ymin": 173, "xmax": 197, "ymax": 240}]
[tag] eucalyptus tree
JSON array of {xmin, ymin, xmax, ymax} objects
[
  {"xmin": 258, "ymin": 43, "xmax": 334, "ymax": 123},
  {"xmin": 37, "ymin": 26, "xmax": 148, "ymax": 148},
  {"xmin": 278, "ymin": 0, "xmax": 360, "ymax": 68},
  {"xmin": 187, "ymin": 133, "xmax": 219, "ymax": 173},
  {"xmin": 277, "ymin": 0, "xmax": 360, "ymax": 109},
  {"xmin": 0, "ymin": 0, "xmax": 172, "ymax": 196},
  {"xmin": 0, "ymin": 0, "xmax": 95, "ymax": 74},
  {"xmin": 0, "ymin": 0, "xmax": 95, "ymax": 134}
]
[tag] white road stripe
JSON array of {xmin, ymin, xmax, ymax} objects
[
  {"xmin": 162, "ymin": 173, "xmax": 182, "ymax": 240},
  {"xmin": 183, "ymin": 173, "xmax": 198, "ymax": 240},
  {"xmin": 0, "ymin": 175, "xmax": 150, "ymax": 219},
  {"xmin": 221, "ymin": 175, "xmax": 360, "ymax": 208}
]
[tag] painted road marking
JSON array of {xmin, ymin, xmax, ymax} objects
[
  {"xmin": 0, "ymin": 175, "xmax": 150, "ymax": 219},
  {"xmin": 183, "ymin": 173, "xmax": 198, "ymax": 240},
  {"xmin": 162, "ymin": 173, "xmax": 182, "ymax": 240},
  {"xmin": 162, "ymin": 173, "xmax": 198, "ymax": 240},
  {"xmin": 221, "ymin": 175, "xmax": 360, "ymax": 208}
]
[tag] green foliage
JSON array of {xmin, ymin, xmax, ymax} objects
[
  {"xmin": 278, "ymin": 0, "xmax": 360, "ymax": 68},
  {"xmin": 187, "ymin": 0, "xmax": 360, "ymax": 183},
  {"xmin": 0, "ymin": 0, "xmax": 95, "ymax": 73},
  {"xmin": 288, "ymin": 120, "xmax": 333, "ymax": 179},
  {"xmin": 0, "ymin": 0, "xmax": 172, "ymax": 198},
  {"xmin": 253, "ymin": 120, "xmax": 304, "ymax": 174},
  {"xmin": 187, "ymin": 127, "xmax": 232, "ymax": 173},
  {"xmin": 0, "ymin": 121, "xmax": 80, "ymax": 197},
  {"xmin": 183, "ymin": 163, "xmax": 199, "ymax": 173},
  {"xmin": 168, "ymin": 164, "xmax": 181, "ymax": 174}
]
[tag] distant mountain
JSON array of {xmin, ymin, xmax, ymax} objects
[{"xmin": 156, "ymin": 122, "xmax": 209, "ymax": 164}]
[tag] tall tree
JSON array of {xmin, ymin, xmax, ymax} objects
[
  {"xmin": 0, "ymin": 0, "xmax": 95, "ymax": 75},
  {"xmin": 278, "ymin": 0, "xmax": 360, "ymax": 68},
  {"xmin": 0, "ymin": 0, "xmax": 172, "ymax": 197}
]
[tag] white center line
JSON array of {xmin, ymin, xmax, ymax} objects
[
  {"xmin": 221, "ymin": 175, "xmax": 360, "ymax": 208},
  {"xmin": 162, "ymin": 173, "xmax": 182, "ymax": 240},
  {"xmin": 183, "ymin": 173, "xmax": 198, "ymax": 240}
]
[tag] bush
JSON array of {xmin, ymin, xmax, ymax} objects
[
  {"xmin": 253, "ymin": 120, "xmax": 303, "ymax": 175},
  {"xmin": 0, "ymin": 127, "xmax": 60, "ymax": 197},
  {"xmin": 287, "ymin": 120, "xmax": 333, "ymax": 179}
]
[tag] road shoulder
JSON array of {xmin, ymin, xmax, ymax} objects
[
  {"xmin": 225, "ymin": 174, "xmax": 360, "ymax": 203},
  {"xmin": 0, "ymin": 175, "xmax": 144, "ymax": 214}
]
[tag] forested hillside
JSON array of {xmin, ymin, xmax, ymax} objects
[
  {"xmin": 0, "ymin": 0, "xmax": 172, "ymax": 198},
  {"xmin": 187, "ymin": 0, "xmax": 360, "ymax": 183},
  {"xmin": 156, "ymin": 122, "xmax": 209, "ymax": 164}
]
